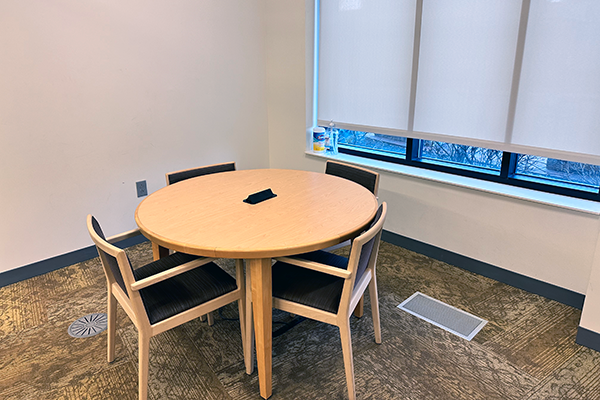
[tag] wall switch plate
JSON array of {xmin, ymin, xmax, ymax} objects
[{"xmin": 136, "ymin": 180, "xmax": 147, "ymax": 197}]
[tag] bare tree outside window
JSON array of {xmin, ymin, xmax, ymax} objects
[
  {"xmin": 517, "ymin": 155, "xmax": 600, "ymax": 188},
  {"xmin": 420, "ymin": 141, "xmax": 502, "ymax": 171},
  {"xmin": 339, "ymin": 130, "xmax": 406, "ymax": 155}
]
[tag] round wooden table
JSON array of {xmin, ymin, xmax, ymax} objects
[{"xmin": 135, "ymin": 168, "xmax": 378, "ymax": 398}]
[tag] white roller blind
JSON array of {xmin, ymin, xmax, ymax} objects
[
  {"xmin": 413, "ymin": 0, "xmax": 521, "ymax": 142},
  {"xmin": 512, "ymin": 0, "xmax": 600, "ymax": 165},
  {"xmin": 317, "ymin": 0, "xmax": 416, "ymax": 131},
  {"xmin": 317, "ymin": 0, "xmax": 600, "ymax": 165}
]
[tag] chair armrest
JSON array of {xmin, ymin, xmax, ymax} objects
[
  {"xmin": 274, "ymin": 256, "xmax": 352, "ymax": 279},
  {"xmin": 130, "ymin": 257, "xmax": 217, "ymax": 291},
  {"xmin": 107, "ymin": 228, "xmax": 142, "ymax": 244}
]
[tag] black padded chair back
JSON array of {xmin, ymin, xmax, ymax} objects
[
  {"xmin": 325, "ymin": 160, "xmax": 379, "ymax": 196},
  {"xmin": 89, "ymin": 215, "xmax": 129, "ymax": 294},
  {"xmin": 166, "ymin": 162, "xmax": 236, "ymax": 185},
  {"xmin": 354, "ymin": 204, "xmax": 384, "ymax": 286}
]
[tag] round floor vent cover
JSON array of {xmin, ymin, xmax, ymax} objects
[{"xmin": 68, "ymin": 313, "xmax": 108, "ymax": 338}]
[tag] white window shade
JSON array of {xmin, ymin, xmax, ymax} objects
[
  {"xmin": 512, "ymin": 0, "xmax": 600, "ymax": 165},
  {"xmin": 413, "ymin": 0, "xmax": 521, "ymax": 142},
  {"xmin": 317, "ymin": 0, "xmax": 416, "ymax": 131}
]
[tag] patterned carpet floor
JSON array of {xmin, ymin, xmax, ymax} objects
[{"xmin": 1, "ymin": 240, "xmax": 599, "ymax": 399}]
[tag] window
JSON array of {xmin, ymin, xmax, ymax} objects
[
  {"xmin": 317, "ymin": 0, "xmax": 600, "ymax": 201},
  {"xmin": 337, "ymin": 130, "xmax": 600, "ymax": 200}
]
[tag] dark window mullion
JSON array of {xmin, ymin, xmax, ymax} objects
[
  {"xmin": 500, "ymin": 152, "xmax": 517, "ymax": 180},
  {"xmin": 405, "ymin": 138, "xmax": 421, "ymax": 163}
]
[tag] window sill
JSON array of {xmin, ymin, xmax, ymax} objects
[{"xmin": 306, "ymin": 150, "xmax": 600, "ymax": 216}]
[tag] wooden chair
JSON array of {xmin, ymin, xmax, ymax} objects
[
  {"xmin": 165, "ymin": 161, "xmax": 237, "ymax": 325},
  {"xmin": 87, "ymin": 215, "xmax": 250, "ymax": 400},
  {"xmin": 165, "ymin": 161, "xmax": 236, "ymax": 185},
  {"xmin": 269, "ymin": 202, "xmax": 386, "ymax": 400},
  {"xmin": 325, "ymin": 160, "xmax": 380, "ymax": 317}
]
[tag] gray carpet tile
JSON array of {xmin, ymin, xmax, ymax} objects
[{"xmin": 0, "ymin": 240, "xmax": 598, "ymax": 399}]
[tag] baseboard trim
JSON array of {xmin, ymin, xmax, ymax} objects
[
  {"xmin": 382, "ymin": 230, "xmax": 585, "ymax": 310},
  {"xmin": 1, "ymin": 230, "xmax": 586, "ymax": 311},
  {"xmin": 576, "ymin": 327, "xmax": 600, "ymax": 353},
  {"xmin": 0, "ymin": 235, "xmax": 148, "ymax": 288}
]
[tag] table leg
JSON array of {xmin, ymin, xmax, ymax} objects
[
  {"xmin": 151, "ymin": 242, "xmax": 169, "ymax": 261},
  {"xmin": 249, "ymin": 258, "xmax": 272, "ymax": 399}
]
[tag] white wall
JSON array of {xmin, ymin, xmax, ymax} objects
[
  {"xmin": 378, "ymin": 177, "xmax": 599, "ymax": 295},
  {"xmin": 0, "ymin": 0, "xmax": 270, "ymax": 272},
  {"xmin": 265, "ymin": 0, "xmax": 600, "ymax": 296}
]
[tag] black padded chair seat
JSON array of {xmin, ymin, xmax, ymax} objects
[
  {"xmin": 134, "ymin": 252, "xmax": 238, "ymax": 325},
  {"xmin": 272, "ymin": 250, "xmax": 349, "ymax": 314}
]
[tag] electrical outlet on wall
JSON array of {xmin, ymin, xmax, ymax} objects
[{"xmin": 136, "ymin": 180, "xmax": 147, "ymax": 197}]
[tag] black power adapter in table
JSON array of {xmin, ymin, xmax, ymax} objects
[{"xmin": 243, "ymin": 188, "xmax": 277, "ymax": 204}]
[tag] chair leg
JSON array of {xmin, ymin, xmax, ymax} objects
[
  {"xmin": 339, "ymin": 320, "xmax": 356, "ymax": 400},
  {"xmin": 207, "ymin": 312, "xmax": 215, "ymax": 326},
  {"xmin": 235, "ymin": 259, "xmax": 253, "ymax": 374},
  {"xmin": 353, "ymin": 296, "xmax": 364, "ymax": 318},
  {"xmin": 151, "ymin": 242, "xmax": 169, "ymax": 261},
  {"xmin": 107, "ymin": 291, "xmax": 117, "ymax": 363},
  {"xmin": 368, "ymin": 276, "xmax": 382, "ymax": 344},
  {"xmin": 236, "ymin": 260, "xmax": 246, "ymax": 343},
  {"xmin": 138, "ymin": 331, "xmax": 150, "ymax": 400},
  {"xmin": 238, "ymin": 300, "xmax": 253, "ymax": 372},
  {"xmin": 244, "ymin": 262, "xmax": 255, "ymax": 374}
]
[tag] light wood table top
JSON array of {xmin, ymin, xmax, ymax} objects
[
  {"xmin": 135, "ymin": 168, "xmax": 378, "ymax": 259},
  {"xmin": 135, "ymin": 168, "xmax": 378, "ymax": 398}
]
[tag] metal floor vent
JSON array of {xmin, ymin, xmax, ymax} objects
[
  {"xmin": 398, "ymin": 292, "xmax": 487, "ymax": 341},
  {"xmin": 68, "ymin": 313, "xmax": 108, "ymax": 338}
]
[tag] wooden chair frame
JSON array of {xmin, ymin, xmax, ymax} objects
[{"xmin": 87, "ymin": 215, "xmax": 250, "ymax": 400}]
